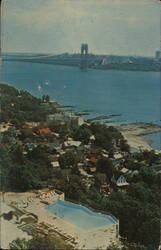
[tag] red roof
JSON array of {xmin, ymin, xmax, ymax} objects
[
  {"xmin": 37, "ymin": 128, "xmax": 51, "ymax": 135},
  {"xmin": 90, "ymin": 167, "xmax": 97, "ymax": 172},
  {"xmin": 89, "ymin": 157, "xmax": 97, "ymax": 164}
]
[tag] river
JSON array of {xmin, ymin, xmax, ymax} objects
[{"xmin": 1, "ymin": 61, "xmax": 160, "ymax": 149}]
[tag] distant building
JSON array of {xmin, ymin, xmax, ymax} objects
[
  {"xmin": 81, "ymin": 43, "xmax": 88, "ymax": 70},
  {"xmin": 47, "ymin": 113, "xmax": 84, "ymax": 127},
  {"xmin": 155, "ymin": 50, "xmax": 161, "ymax": 60},
  {"xmin": 101, "ymin": 57, "xmax": 108, "ymax": 65},
  {"xmin": 47, "ymin": 113, "xmax": 70, "ymax": 122},
  {"xmin": 71, "ymin": 115, "xmax": 84, "ymax": 127}
]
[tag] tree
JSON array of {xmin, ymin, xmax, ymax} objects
[
  {"xmin": 72, "ymin": 125, "xmax": 92, "ymax": 144},
  {"xmin": 9, "ymin": 238, "xmax": 29, "ymax": 250},
  {"xmin": 137, "ymin": 218, "xmax": 160, "ymax": 248},
  {"xmin": 106, "ymin": 242, "xmax": 147, "ymax": 250},
  {"xmin": 96, "ymin": 157, "xmax": 113, "ymax": 181},
  {"xmin": 139, "ymin": 167, "xmax": 156, "ymax": 186},
  {"xmin": 120, "ymin": 139, "xmax": 130, "ymax": 153},
  {"xmin": 8, "ymin": 163, "xmax": 41, "ymax": 191},
  {"xmin": 106, "ymin": 244, "xmax": 121, "ymax": 250},
  {"xmin": 142, "ymin": 150, "xmax": 159, "ymax": 165},
  {"xmin": 64, "ymin": 174, "xmax": 86, "ymax": 201},
  {"xmin": 9, "ymin": 236, "xmax": 72, "ymax": 250},
  {"xmin": 42, "ymin": 94, "xmax": 50, "ymax": 103},
  {"xmin": 59, "ymin": 150, "xmax": 78, "ymax": 169},
  {"xmin": 95, "ymin": 173, "xmax": 107, "ymax": 187},
  {"xmin": 90, "ymin": 123, "xmax": 113, "ymax": 150},
  {"xmin": 28, "ymin": 236, "xmax": 57, "ymax": 250}
]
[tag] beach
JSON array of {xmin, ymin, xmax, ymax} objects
[{"xmin": 117, "ymin": 123, "xmax": 161, "ymax": 151}]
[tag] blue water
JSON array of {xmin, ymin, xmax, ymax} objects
[
  {"xmin": 1, "ymin": 61, "xmax": 160, "ymax": 148},
  {"xmin": 144, "ymin": 132, "xmax": 161, "ymax": 150},
  {"xmin": 46, "ymin": 200, "xmax": 118, "ymax": 230},
  {"xmin": 1, "ymin": 61, "xmax": 160, "ymax": 123}
]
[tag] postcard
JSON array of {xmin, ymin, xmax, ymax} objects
[{"xmin": 0, "ymin": 0, "xmax": 160, "ymax": 249}]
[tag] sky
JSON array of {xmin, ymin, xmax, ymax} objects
[{"xmin": 1, "ymin": 0, "xmax": 160, "ymax": 56}]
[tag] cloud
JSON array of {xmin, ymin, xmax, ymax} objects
[
  {"xmin": 4, "ymin": 0, "xmax": 90, "ymax": 32},
  {"xmin": 4, "ymin": 0, "xmax": 148, "ymax": 33},
  {"xmin": 2, "ymin": 0, "xmax": 160, "ymax": 55}
]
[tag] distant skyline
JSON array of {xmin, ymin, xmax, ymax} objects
[{"xmin": 1, "ymin": 0, "xmax": 160, "ymax": 56}]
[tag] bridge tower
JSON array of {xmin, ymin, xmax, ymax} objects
[{"xmin": 80, "ymin": 43, "xmax": 88, "ymax": 70}]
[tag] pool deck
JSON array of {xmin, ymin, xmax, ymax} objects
[{"xmin": 0, "ymin": 191, "xmax": 120, "ymax": 249}]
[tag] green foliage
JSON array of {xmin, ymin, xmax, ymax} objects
[
  {"xmin": 1, "ymin": 83, "xmax": 160, "ymax": 250},
  {"xmin": 59, "ymin": 150, "xmax": 79, "ymax": 169},
  {"xmin": 103, "ymin": 182, "xmax": 161, "ymax": 249},
  {"xmin": 49, "ymin": 120, "xmax": 71, "ymax": 139},
  {"xmin": 106, "ymin": 242, "xmax": 148, "ymax": 250},
  {"xmin": 9, "ymin": 235, "xmax": 72, "ymax": 250},
  {"xmin": 9, "ymin": 238, "xmax": 29, "ymax": 250},
  {"xmin": 125, "ymin": 243, "xmax": 147, "ymax": 250},
  {"xmin": 90, "ymin": 123, "xmax": 123, "ymax": 150},
  {"xmin": 96, "ymin": 157, "xmax": 113, "ymax": 181},
  {"xmin": 95, "ymin": 173, "xmax": 107, "ymax": 186},
  {"xmin": 133, "ymin": 150, "xmax": 160, "ymax": 165},
  {"xmin": 72, "ymin": 124, "xmax": 92, "ymax": 144},
  {"xmin": 42, "ymin": 94, "xmax": 50, "ymax": 102},
  {"xmin": 0, "ymin": 83, "xmax": 57, "ymax": 123},
  {"xmin": 65, "ymin": 174, "xmax": 86, "ymax": 201},
  {"xmin": 119, "ymin": 139, "xmax": 130, "ymax": 152},
  {"xmin": 0, "ymin": 145, "xmax": 53, "ymax": 191},
  {"xmin": 139, "ymin": 167, "xmax": 156, "ymax": 186},
  {"xmin": 106, "ymin": 244, "xmax": 121, "ymax": 250}
]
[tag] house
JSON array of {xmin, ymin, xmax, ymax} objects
[
  {"xmin": 116, "ymin": 175, "xmax": 129, "ymax": 187},
  {"xmin": 0, "ymin": 122, "xmax": 12, "ymax": 132},
  {"xmin": 89, "ymin": 167, "xmax": 97, "ymax": 173},
  {"xmin": 36, "ymin": 128, "xmax": 51, "ymax": 135},
  {"xmin": 102, "ymin": 153, "xmax": 109, "ymax": 158},
  {"xmin": 87, "ymin": 157, "xmax": 98, "ymax": 173},
  {"xmin": 113, "ymin": 152, "xmax": 123, "ymax": 159},
  {"xmin": 79, "ymin": 168, "xmax": 93, "ymax": 178},
  {"xmin": 47, "ymin": 113, "xmax": 69, "ymax": 122},
  {"xmin": 63, "ymin": 140, "xmax": 81, "ymax": 148},
  {"xmin": 49, "ymin": 154, "xmax": 60, "ymax": 162},
  {"xmin": 89, "ymin": 148, "xmax": 102, "ymax": 156},
  {"xmin": 47, "ymin": 113, "xmax": 84, "ymax": 127},
  {"xmin": 88, "ymin": 157, "xmax": 98, "ymax": 164},
  {"xmin": 25, "ymin": 122, "xmax": 40, "ymax": 128},
  {"xmin": 120, "ymin": 167, "xmax": 129, "ymax": 174},
  {"xmin": 130, "ymin": 170, "xmax": 139, "ymax": 177},
  {"xmin": 51, "ymin": 161, "xmax": 60, "ymax": 168},
  {"xmin": 52, "ymin": 132, "xmax": 59, "ymax": 137},
  {"xmin": 70, "ymin": 116, "xmax": 84, "ymax": 127}
]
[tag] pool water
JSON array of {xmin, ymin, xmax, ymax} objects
[{"xmin": 46, "ymin": 200, "xmax": 118, "ymax": 230}]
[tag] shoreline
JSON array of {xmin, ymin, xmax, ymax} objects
[
  {"xmin": 1, "ymin": 82, "xmax": 160, "ymax": 152},
  {"xmin": 117, "ymin": 123, "xmax": 161, "ymax": 151},
  {"xmin": 3, "ymin": 59, "xmax": 161, "ymax": 72}
]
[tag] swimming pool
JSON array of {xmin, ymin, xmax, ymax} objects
[{"xmin": 46, "ymin": 200, "xmax": 118, "ymax": 230}]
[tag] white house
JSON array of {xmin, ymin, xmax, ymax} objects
[{"xmin": 116, "ymin": 175, "xmax": 129, "ymax": 187}]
